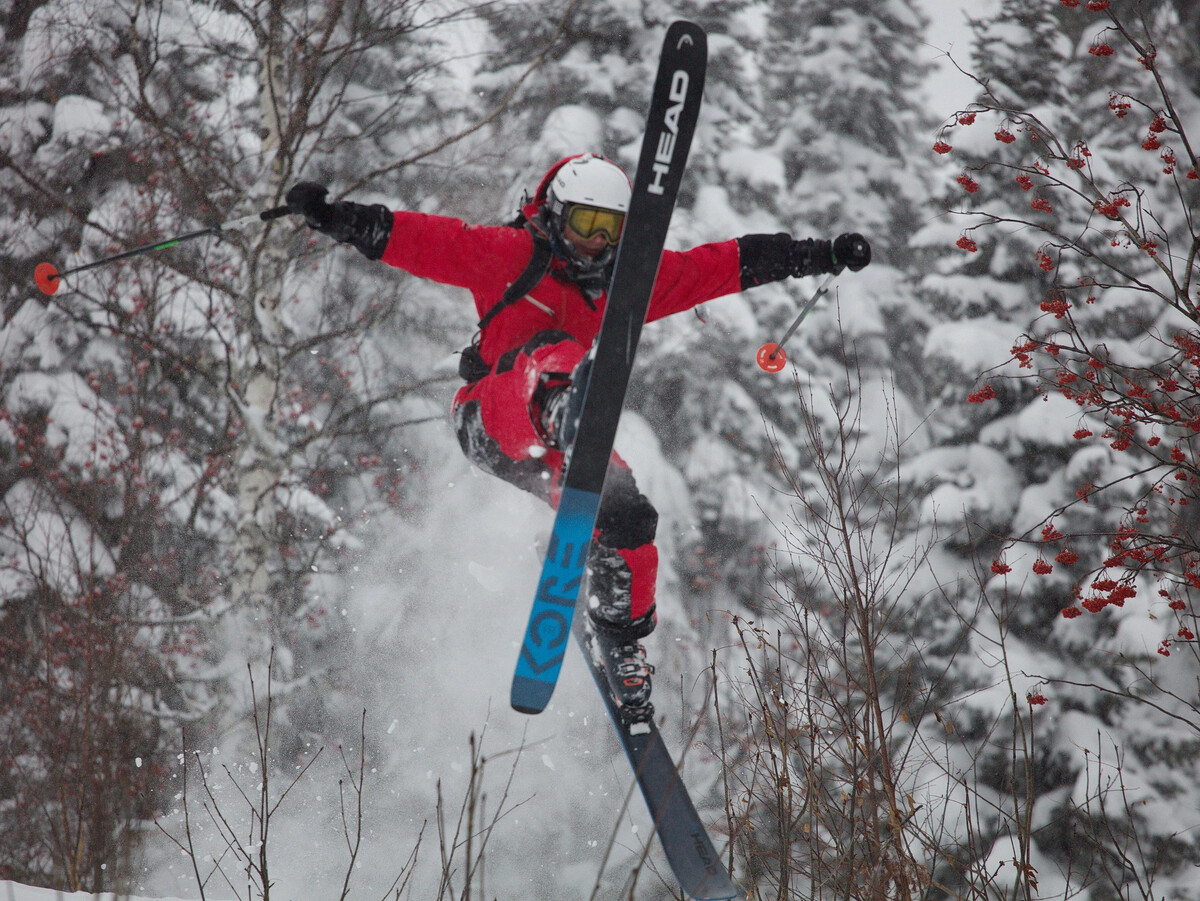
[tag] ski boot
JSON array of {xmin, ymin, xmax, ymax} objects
[
  {"xmin": 591, "ymin": 625, "xmax": 656, "ymax": 729},
  {"xmin": 535, "ymin": 382, "xmax": 572, "ymax": 449},
  {"xmin": 533, "ymin": 357, "xmax": 592, "ymax": 451}
]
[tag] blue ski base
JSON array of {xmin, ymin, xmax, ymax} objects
[{"xmin": 511, "ymin": 486, "xmax": 600, "ymax": 713}]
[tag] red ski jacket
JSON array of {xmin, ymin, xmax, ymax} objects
[{"xmin": 378, "ymin": 211, "xmax": 743, "ymax": 366}]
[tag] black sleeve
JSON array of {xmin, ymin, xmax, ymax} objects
[{"xmin": 736, "ymin": 233, "xmax": 834, "ymax": 290}]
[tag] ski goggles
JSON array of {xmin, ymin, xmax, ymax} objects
[{"xmin": 564, "ymin": 204, "xmax": 626, "ymax": 245}]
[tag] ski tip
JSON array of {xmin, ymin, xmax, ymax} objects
[
  {"xmin": 666, "ymin": 19, "xmax": 706, "ymax": 45},
  {"xmin": 34, "ymin": 262, "xmax": 61, "ymax": 296},
  {"xmin": 511, "ymin": 675, "xmax": 555, "ymax": 715}
]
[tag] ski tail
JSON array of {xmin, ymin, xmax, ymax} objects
[
  {"xmin": 511, "ymin": 486, "xmax": 599, "ymax": 712},
  {"xmin": 575, "ymin": 618, "xmax": 742, "ymax": 900}
]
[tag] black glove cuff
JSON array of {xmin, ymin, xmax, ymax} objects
[
  {"xmin": 791, "ymin": 238, "xmax": 835, "ymax": 277},
  {"xmin": 738, "ymin": 234, "xmax": 838, "ymax": 288},
  {"xmin": 737, "ymin": 233, "xmax": 794, "ymax": 289},
  {"xmin": 326, "ymin": 201, "xmax": 394, "ymax": 261}
]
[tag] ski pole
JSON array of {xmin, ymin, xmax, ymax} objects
[
  {"xmin": 755, "ymin": 272, "xmax": 836, "ymax": 372},
  {"xmin": 34, "ymin": 205, "xmax": 292, "ymax": 296}
]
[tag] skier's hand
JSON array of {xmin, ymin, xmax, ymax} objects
[
  {"xmin": 831, "ymin": 233, "xmax": 871, "ymax": 273},
  {"xmin": 286, "ymin": 182, "xmax": 336, "ymax": 232}
]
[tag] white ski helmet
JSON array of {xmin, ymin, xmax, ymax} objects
[{"xmin": 545, "ymin": 154, "xmax": 631, "ymax": 216}]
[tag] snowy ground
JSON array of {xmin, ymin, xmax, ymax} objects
[{"xmin": 0, "ymin": 886, "xmax": 191, "ymax": 901}]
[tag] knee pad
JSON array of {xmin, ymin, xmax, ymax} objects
[{"xmin": 596, "ymin": 468, "xmax": 658, "ymax": 548}]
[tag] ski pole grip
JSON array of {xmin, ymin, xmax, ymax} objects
[{"xmin": 260, "ymin": 205, "xmax": 291, "ymax": 221}]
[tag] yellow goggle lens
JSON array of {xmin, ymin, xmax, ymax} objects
[{"xmin": 565, "ymin": 204, "xmax": 625, "ymax": 245}]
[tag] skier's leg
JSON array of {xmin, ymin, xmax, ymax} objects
[
  {"xmin": 528, "ymin": 346, "xmax": 661, "ymax": 635},
  {"xmin": 588, "ymin": 457, "xmax": 659, "ymax": 635},
  {"xmin": 528, "ymin": 343, "xmax": 663, "ymax": 716},
  {"xmin": 453, "ymin": 389, "xmax": 558, "ymax": 499},
  {"xmin": 586, "ymin": 457, "xmax": 659, "ymax": 720},
  {"xmin": 453, "ymin": 337, "xmax": 658, "ymax": 719}
]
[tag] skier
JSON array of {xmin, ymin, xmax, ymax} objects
[{"xmin": 285, "ymin": 153, "xmax": 870, "ymax": 723}]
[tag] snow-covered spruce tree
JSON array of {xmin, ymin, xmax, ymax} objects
[
  {"xmin": 762, "ymin": 0, "xmax": 935, "ymax": 398},
  {"xmin": 766, "ymin": 0, "xmax": 932, "ymax": 263},
  {"xmin": 634, "ymin": 0, "xmax": 937, "ymax": 628},
  {"xmin": 0, "ymin": 0, "xmax": 491, "ymax": 887},
  {"xmin": 909, "ymin": 0, "xmax": 1200, "ymax": 897}
]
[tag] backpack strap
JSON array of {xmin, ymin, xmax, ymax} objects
[{"xmin": 477, "ymin": 227, "xmax": 554, "ymax": 331}]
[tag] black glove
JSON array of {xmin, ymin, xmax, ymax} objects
[
  {"xmin": 285, "ymin": 181, "xmax": 394, "ymax": 261},
  {"xmin": 832, "ymin": 233, "xmax": 871, "ymax": 272},
  {"xmin": 286, "ymin": 182, "xmax": 336, "ymax": 231}
]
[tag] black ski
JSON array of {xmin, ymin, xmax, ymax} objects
[
  {"xmin": 512, "ymin": 20, "xmax": 708, "ymax": 714},
  {"xmin": 574, "ymin": 617, "xmax": 742, "ymax": 900}
]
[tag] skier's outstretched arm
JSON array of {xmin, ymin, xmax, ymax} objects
[
  {"xmin": 284, "ymin": 182, "xmax": 528, "ymax": 294},
  {"xmin": 649, "ymin": 231, "xmax": 871, "ymax": 322}
]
